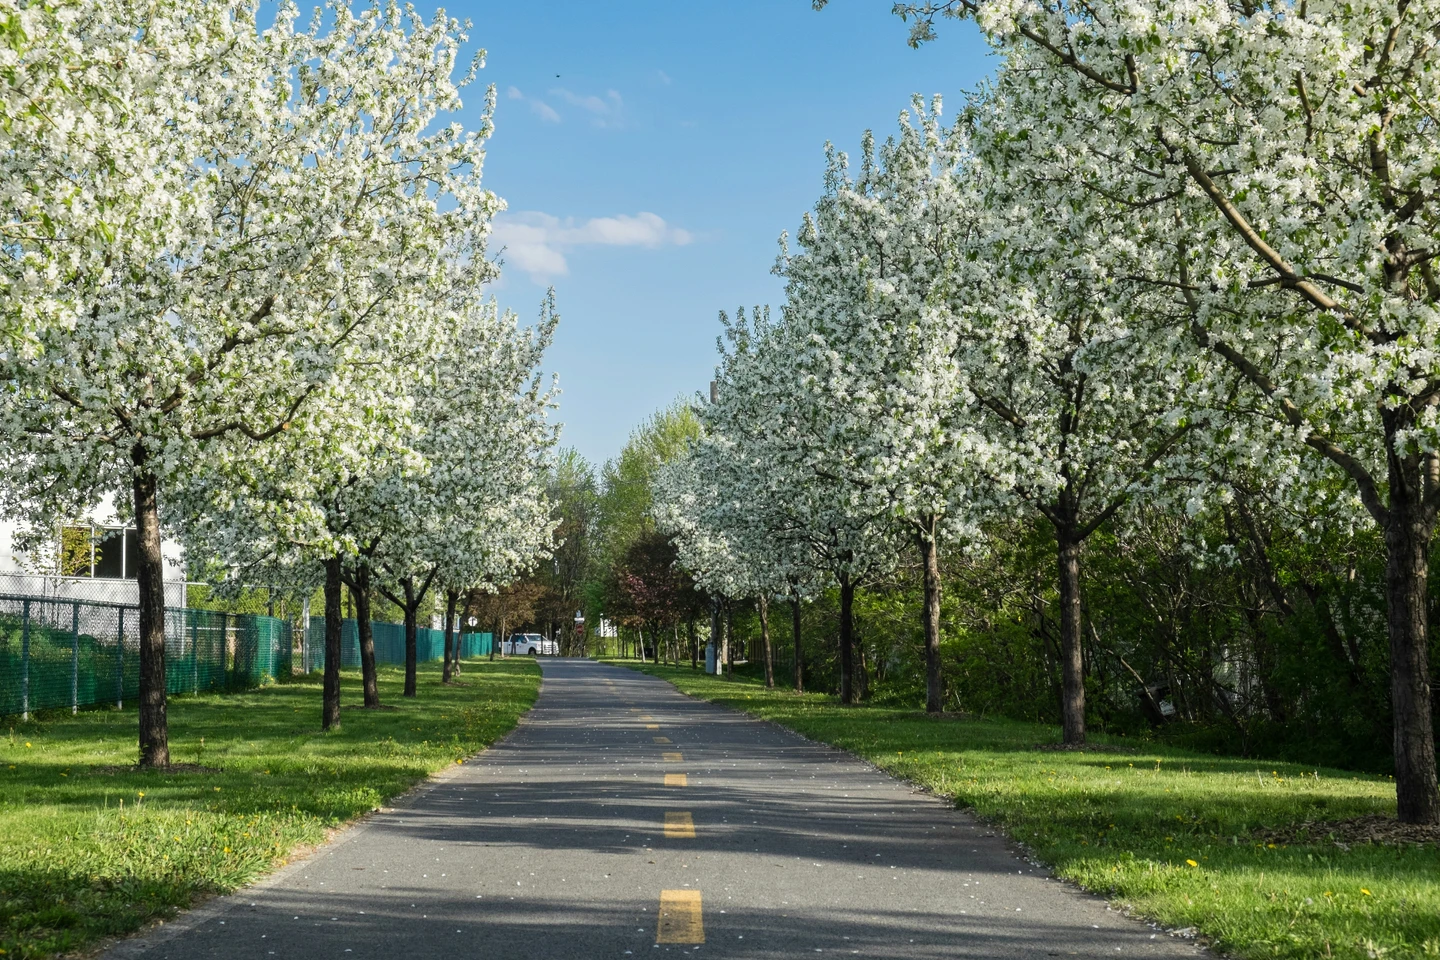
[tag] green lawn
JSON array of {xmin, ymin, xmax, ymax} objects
[
  {"xmin": 613, "ymin": 660, "xmax": 1438, "ymax": 960},
  {"xmin": 0, "ymin": 658, "xmax": 539, "ymax": 959}
]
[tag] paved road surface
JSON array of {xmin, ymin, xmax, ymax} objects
[{"xmin": 109, "ymin": 659, "xmax": 1204, "ymax": 959}]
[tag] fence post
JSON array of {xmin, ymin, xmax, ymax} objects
[
  {"xmin": 220, "ymin": 612, "xmax": 229, "ymax": 684},
  {"xmin": 20, "ymin": 600, "xmax": 30, "ymax": 721},
  {"xmin": 190, "ymin": 615, "xmax": 199, "ymax": 692},
  {"xmin": 71, "ymin": 601, "xmax": 80, "ymax": 715},
  {"xmin": 116, "ymin": 607, "xmax": 125, "ymax": 709}
]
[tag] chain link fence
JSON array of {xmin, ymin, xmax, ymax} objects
[
  {"xmin": 301, "ymin": 617, "xmax": 492, "ymax": 673},
  {"xmin": 0, "ymin": 594, "xmax": 292, "ymax": 719}
]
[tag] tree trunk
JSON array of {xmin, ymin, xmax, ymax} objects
[
  {"xmin": 1384, "ymin": 458, "xmax": 1440, "ymax": 824},
  {"xmin": 839, "ymin": 573, "xmax": 855, "ymax": 705},
  {"xmin": 689, "ymin": 619, "xmax": 698, "ymax": 669},
  {"xmin": 322, "ymin": 555, "xmax": 343, "ymax": 730},
  {"xmin": 759, "ymin": 595, "xmax": 774, "ymax": 689},
  {"xmin": 725, "ymin": 603, "xmax": 735, "ymax": 675},
  {"xmin": 132, "ymin": 462, "xmax": 169, "ymax": 768},
  {"xmin": 443, "ymin": 589, "xmax": 458, "ymax": 683},
  {"xmin": 638, "ymin": 626, "xmax": 648, "ymax": 663},
  {"xmin": 918, "ymin": 520, "xmax": 943, "ymax": 713},
  {"xmin": 709, "ymin": 598, "xmax": 720, "ymax": 674},
  {"xmin": 1056, "ymin": 529, "xmax": 1085, "ymax": 745},
  {"xmin": 792, "ymin": 592, "xmax": 804, "ymax": 693},
  {"xmin": 402, "ymin": 578, "xmax": 418, "ymax": 697},
  {"xmin": 718, "ymin": 606, "xmax": 729, "ymax": 677},
  {"xmin": 352, "ymin": 565, "xmax": 380, "ymax": 708}
]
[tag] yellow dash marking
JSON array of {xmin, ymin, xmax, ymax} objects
[
  {"xmin": 653, "ymin": 736, "xmax": 671, "ymax": 744},
  {"xmin": 656, "ymin": 890, "xmax": 704, "ymax": 944},
  {"xmin": 664, "ymin": 811, "xmax": 696, "ymax": 839},
  {"xmin": 645, "ymin": 724, "xmax": 659, "ymax": 730},
  {"xmin": 664, "ymin": 773, "xmax": 688, "ymax": 787},
  {"xmin": 662, "ymin": 752, "xmax": 683, "ymax": 762},
  {"xmin": 640, "ymin": 715, "xmax": 654, "ymax": 720}
]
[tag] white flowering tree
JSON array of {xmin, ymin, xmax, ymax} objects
[
  {"xmin": 859, "ymin": 0, "xmax": 1440, "ymax": 822},
  {"xmin": 0, "ymin": 0, "xmax": 499, "ymax": 759},
  {"xmin": 655, "ymin": 429, "xmax": 822, "ymax": 688},
  {"xmin": 191, "ymin": 292, "xmax": 557, "ymax": 722},
  {"xmin": 372, "ymin": 295, "xmax": 560, "ymax": 694},
  {"xmin": 775, "ymin": 102, "xmax": 984, "ymax": 712},
  {"xmin": 952, "ymin": 139, "xmax": 1214, "ymax": 744},
  {"xmin": 702, "ymin": 306, "xmax": 902, "ymax": 701}
]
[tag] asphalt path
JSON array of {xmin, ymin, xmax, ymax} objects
[{"xmin": 108, "ymin": 658, "xmax": 1205, "ymax": 959}]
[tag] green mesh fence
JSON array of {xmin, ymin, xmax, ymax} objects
[
  {"xmin": 0, "ymin": 595, "xmax": 293, "ymax": 718},
  {"xmin": 302, "ymin": 617, "xmax": 492, "ymax": 673}
]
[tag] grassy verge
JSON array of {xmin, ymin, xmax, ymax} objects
[
  {"xmin": 0, "ymin": 658, "xmax": 539, "ymax": 959},
  {"xmin": 612, "ymin": 660, "xmax": 1437, "ymax": 960}
]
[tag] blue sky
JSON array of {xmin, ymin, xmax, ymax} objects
[{"xmin": 450, "ymin": 1, "xmax": 992, "ymax": 467}]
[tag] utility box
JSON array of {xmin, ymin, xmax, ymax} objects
[{"xmin": 704, "ymin": 641, "xmax": 716, "ymax": 675}]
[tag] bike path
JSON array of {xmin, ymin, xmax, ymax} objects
[{"xmin": 108, "ymin": 658, "xmax": 1205, "ymax": 959}]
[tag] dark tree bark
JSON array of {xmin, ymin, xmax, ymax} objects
[
  {"xmin": 839, "ymin": 572, "xmax": 855, "ymax": 705},
  {"xmin": 1055, "ymin": 528, "xmax": 1085, "ymax": 745},
  {"xmin": 322, "ymin": 555, "xmax": 343, "ymax": 730},
  {"xmin": 401, "ymin": 578, "xmax": 419, "ymax": 697},
  {"xmin": 377, "ymin": 566, "xmax": 437, "ymax": 698},
  {"xmin": 350, "ymin": 565, "xmax": 380, "ymax": 708},
  {"xmin": 688, "ymin": 618, "xmax": 698, "ymax": 670},
  {"xmin": 791, "ymin": 591, "xmax": 804, "ymax": 693},
  {"xmin": 709, "ymin": 598, "xmax": 721, "ymax": 674},
  {"xmin": 758, "ymin": 595, "xmax": 774, "ymax": 689},
  {"xmin": 1384, "ymin": 450, "xmax": 1439, "ymax": 824},
  {"xmin": 132, "ymin": 459, "xmax": 169, "ymax": 768},
  {"xmin": 442, "ymin": 589, "xmax": 458, "ymax": 683},
  {"xmin": 725, "ymin": 603, "xmax": 735, "ymax": 675},
  {"xmin": 918, "ymin": 517, "xmax": 944, "ymax": 713}
]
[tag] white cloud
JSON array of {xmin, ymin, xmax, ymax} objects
[
  {"xmin": 507, "ymin": 85, "xmax": 560, "ymax": 123},
  {"xmin": 550, "ymin": 87, "xmax": 625, "ymax": 127},
  {"xmin": 492, "ymin": 211, "xmax": 694, "ymax": 281}
]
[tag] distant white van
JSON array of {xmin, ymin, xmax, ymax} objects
[{"xmin": 505, "ymin": 633, "xmax": 557, "ymax": 656}]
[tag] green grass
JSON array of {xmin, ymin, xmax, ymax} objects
[
  {"xmin": 0, "ymin": 658, "xmax": 539, "ymax": 959},
  {"xmin": 613, "ymin": 660, "xmax": 1439, "ymax": 960}
]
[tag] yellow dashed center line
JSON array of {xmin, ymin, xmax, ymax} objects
[
  {"xmin": 664, "ymin": 773, "xmax": 688, "ymax": 787},
  {"xmin": 656, "ymin": 890, "xmax": 704, "ymax": 944},
  {"xmin": 653, "ymin": 736, "xmax": 671, "ymax": 744},
  {"xmin": 645, "ymin": 724, "xmax": 659, "ymax": 730},
  {"xmin": 663, "ymin": 811, "xmax": 695, "ymax": 839},
  {"xmin": 662, "ymin": 752, "xmax": 683, "ymax": 762}
]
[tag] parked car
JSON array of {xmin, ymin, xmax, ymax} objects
[{"xmin": 505, "ymin": 633, "xmax": 558, "ymax": 656}]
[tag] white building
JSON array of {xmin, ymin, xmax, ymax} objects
[{"xmin": 0, "ymin": 499, "xmax": 186, "ymax": 608}]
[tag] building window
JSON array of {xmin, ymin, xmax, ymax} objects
[{"xmin": 59, "ymin": 526, "xmax": 138, "ymax": 580}]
